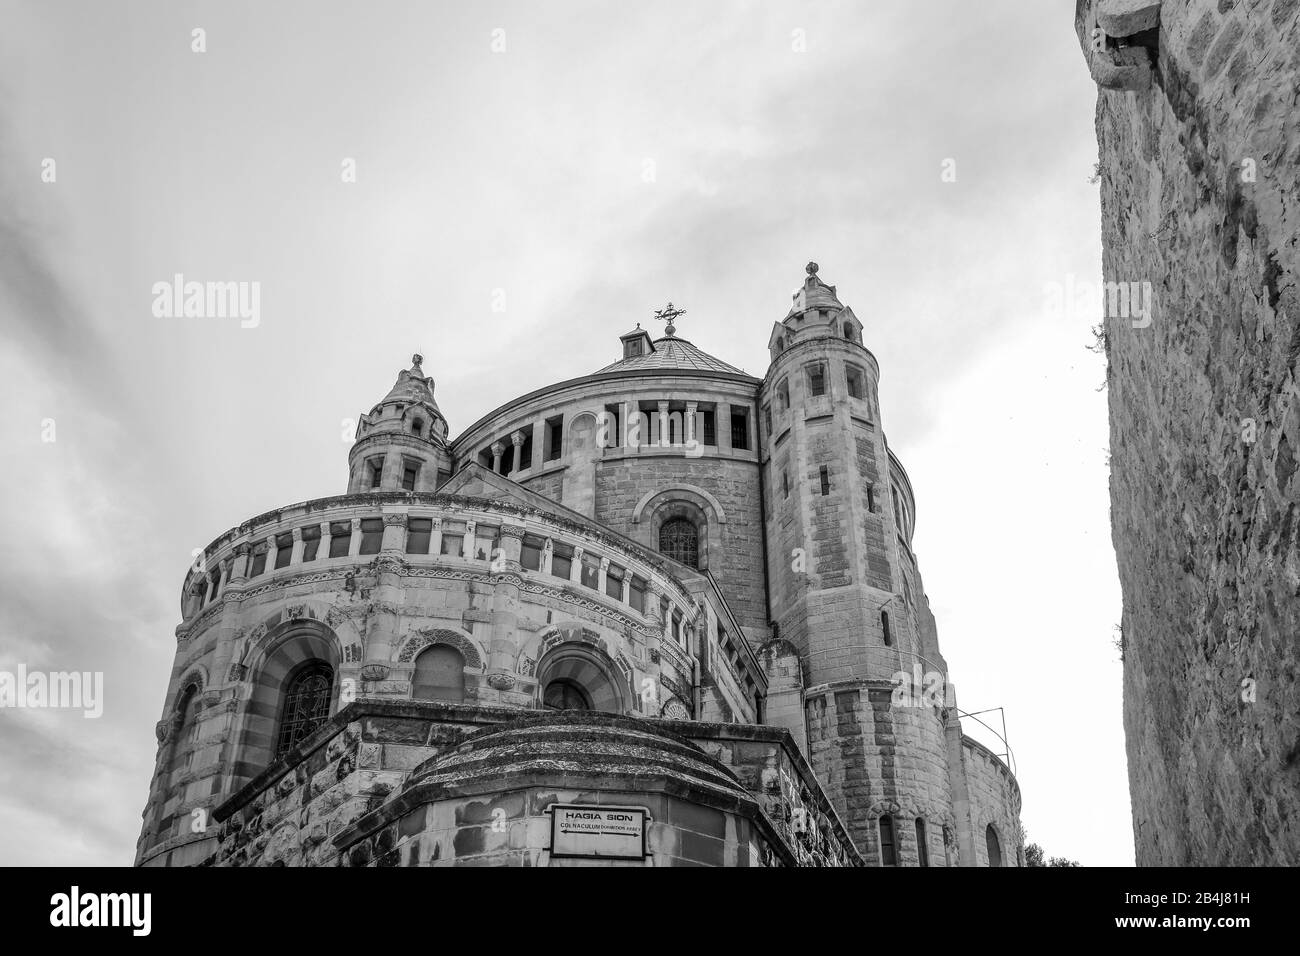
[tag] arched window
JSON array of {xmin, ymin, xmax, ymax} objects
[
  {"xmin": 659, "ymin": 518, "xmax": 699, "ymax": 569},
  {"xmin": 168, "ymin": 683, "xmax": 201, "ymax": 786},
  {"xmin": 543, "ymin": 678, "xmax": 592, "ymax": 711},
  {"xmin": 915, "ymin": 818, "xmax": 929, "ymax": 867},
  {"xmin": 275, "ymin": 662, "xmax": 334, "ymax": 758},
  {"xmin": 412, "ymin": 645, "xmax": 465, "ymax": 703},
  {"xmin": 536, "ymin": 642, "xmax": 623, "ymax": 713},
  {"xmin": 879, "ymin": 815, "xmax": 897, "ymax": 866},
  {"xmin": 985, "ymin": 824, "xmax": 1003, "ymax": 867},
  {"xmin": 843, "ymin": 322, "xmax": 853, "ymax": 340}
]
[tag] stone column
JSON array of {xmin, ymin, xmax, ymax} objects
[
  {"xmin": 658, "ymin": 401, "xmax": 670, "ymax": 448},
  {"xmin": 464, "ymin": 520, "xmax": 477, "ymax": 560},
  {"xmin": 542, "ymin": 537, "xmax": 553, "ymax": 575},
  {"xmin": 491, "ymin": 441, "xmax": 504, "ymax": 474},
  {"xmin": 510, "ymin": 430, "xmax": 525, "ymax": 475},
  {"xmin": 647, "ymin": 580, "xmax": 665, "ymax": 632},
  {"xmin": 289, "ymin": 527, "xmax": 304, "ymax": 566},
  {"xmin": 486, "ymin": 525, "xmax": 525, "ymax": 691},
  {"xmin": 318, "ymin": 521, "xmax": 332, "ymax": 560},
  {"xmin": 571, "ymin": 545, "xmax": 584, "ymax": 584},
  {"xmin": 598, "ymin": 555, "xmax": 610, "ymax": 596},
  {"xmin": 362, "ymin": 551, "xmax": 403, "ymax": 684},
  {"xmin": 382, "ymin": 512, "xmax": 407, "ymax": 552},
  {"xmin": 264, "ymin": 534, "xmax": 277, "ymax": 571},
  {"xmin": 429, "ymin": 516, "xmax": 443, "ymax": 557},
  {"xmin": 685, "ymin": 400, "xmax": 697, "ymax": 447},
  {"xmin": 347, "ymin": 517, "xmax": 362, "ymax": 558}
]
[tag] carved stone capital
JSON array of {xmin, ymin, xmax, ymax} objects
[
  {"xmin": 155, "ymin": 720, "xmax": 172, "ymax": 744},
  {"xmin": 360, "ymin": 663, "xmax": 390, "ymax": 681},
  {"xmin": 383, "ymin": 513, "xmax": 407, "ymax": 527},
  {"xmin": 487, "ymin": 671, "xmax": 517, "ymax": 690},
  {"xmin": 233, "ymin": 543, "xmax": 251, "ymax": 557},
  {"xmin": 500, "ymin": 524, "xmax": 525, "ymax": 539}
]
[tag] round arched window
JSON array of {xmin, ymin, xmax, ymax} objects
[
  {"xmin": 412, "ymin": 645, "xmax": 465, "ymax": 703},
  {"xmin": 543, "ymin": 679, "xmax": 592, "ymax": 711},
  {"xmin": 985, "ymin": 824, "xmax": 1003, "ymax": 868},
  {"xmin": 275, "ymin": 661, "xmax": 334, "ymax": 757},
  {"xmin": 659, "ymin": 517, "xmax": 699, "ymax": 569}
]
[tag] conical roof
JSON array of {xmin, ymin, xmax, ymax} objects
[{"xmin": 380, "ymin": 353, "xmax": 442, "ymax": 416}]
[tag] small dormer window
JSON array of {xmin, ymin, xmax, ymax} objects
[
  {"xmin": 624, "ymin": 339, "xmax": 642, "ymax": 359},
  {"xmin": 412, "ymin": 418, "xmax": 424, "ymax": 436},
  {"xmin": 775, "ymin": 335, "xmax": 785, "ymax": 352}
]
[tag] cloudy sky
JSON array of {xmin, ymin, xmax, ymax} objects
[{"xmin": 0, "ymin": 0, "xmax": 1127, "ymax": 866}]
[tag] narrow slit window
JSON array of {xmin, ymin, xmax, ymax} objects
[
  {"xmin": 329, "ymin": 521, "xmax": 352, "ymax": 558},
  {"xmin": 846, "ymin": 364, "xmax": 866, "ymax": 400},
  {"xmin": 402, "ymin": 461, "xmax": 419, "ymax": 491},
  {"xmin": 274, "ymin": 532, "xmax": 293, "ymax": 569},
  {"xmin": 916, "ymin": 818, "xmax": 930, "ymax": 867},
  {"xmin": 551, "ymin": 544, "xmax": 573, "ymax": 579},
  {"xmin": 301, "ymin": 525, "xmax": 321, "ymax": 562},
  {"xmin": 359, "ymin": 518, "xmax": 383, "ymax": 555},
  {"xmin": 819, "ymin": 465, "xmax": 830, "ymax": 495},
  {"xmin": 406, "ymin": 518, "xmax": 432, "ymax": 554},
  {"xmin": 880, "ymin": 815, "xmax": 897, "ymax": 866},
  {"xmin": 730, "ymin": 409, "xmax": 749, "ymax": 450},
  {"xmin": 629, "ymin": 576, "xmax": 648, "ymax": 614},
  {"xmin": 882, "ymin": 610, "xmax": 892, "ymax": 647},
  {"xmin": 520, "ymin": 534, "xmax": 544, "ymax": 571},
  {"xmin": 605, "ymin": 563, "xmax": 624, "ymax": 600},
  {"xmin": 807, "ymin": 362, "xmax": 827, "ymax": 397}
]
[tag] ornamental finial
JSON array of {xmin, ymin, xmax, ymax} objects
[
  {"xmin": 806, "ymin": 261, "xmax": 819, "ymax": 276},
  {"xmin": 411, "ymin": 353, "xmax": 423, "ymax": 369},
  {"xmin": 653, "ymin": 302, "xmax": 686, "ymax": 337}
]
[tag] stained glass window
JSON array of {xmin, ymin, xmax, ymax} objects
[
  {"xmin": 659, "ymin": 518, "xmax": 698, "ymax": 568},
  {"xmin": 275, "ymin": 662, "xmax": 333, "ymax": 758}
]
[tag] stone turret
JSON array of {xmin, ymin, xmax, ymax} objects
[
  {"xmin": 761, "ymin": 263, "xmax": 965, "ymax": 865},
  {"xmin": 346, "ymin": 354, "xmax": 451, "ymax": 493}
]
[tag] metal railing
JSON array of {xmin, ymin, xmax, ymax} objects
[{"xmin": 957, "ymin": 706, "xmax": 1016, "ymax": 779}]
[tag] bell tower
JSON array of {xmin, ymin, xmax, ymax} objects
[
  {"xmin": 760, "ymin": 263, "xmax": 956, "ymax": 864},
  {"xmin": 346, "ymin": 354, "xmax": 451, "ymax": 493}
]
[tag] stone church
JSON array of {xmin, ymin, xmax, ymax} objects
[{"xmin": 138, "ymin": 263, "xmax": 1023, "ymax": 867}]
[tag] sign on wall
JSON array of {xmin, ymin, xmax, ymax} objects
[{"xmin": 549, "ymin": 805, "xmax": 649, "ymax": 860}]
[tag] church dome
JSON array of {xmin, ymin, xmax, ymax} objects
[{"xmin": 595, "ymin": 334, "xmax": 746, "ymax": 375}]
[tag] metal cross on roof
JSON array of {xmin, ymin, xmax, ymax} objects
[{"xmin": 653, "ymin": 302, "xmax": 686, "ymax": 336}]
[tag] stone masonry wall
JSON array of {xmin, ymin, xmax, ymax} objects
[
  {"xmin": 1077, "ymin": 0, "xmax": 1300, "ymax": 863},
  {"xmin": 595, "ymin": 456, "xmax": 767, "ymax": 630}
]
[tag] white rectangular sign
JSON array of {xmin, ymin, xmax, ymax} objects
[{"xmin": 550, "ymin": 805, "xmax": 648, "ymax": 860}]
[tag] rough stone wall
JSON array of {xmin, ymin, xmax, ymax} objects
[
  {"xmin": 803, "ymin": 682, "xmax": 956, "ymax": 862},
  {"xmin": 1077, "ymin": 0, "xmax": 1300, "ymax": 864},
  {"xmin": 959, "ymin": 738, "xmax": 1024, "ymax": 868},
  {"xmin": 211, "ymin": 703, "xmax": 862, "ymax": 867},
  {"xmin": 594, "ymin": 456, "xmax": 767, "ymax": 629}
]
